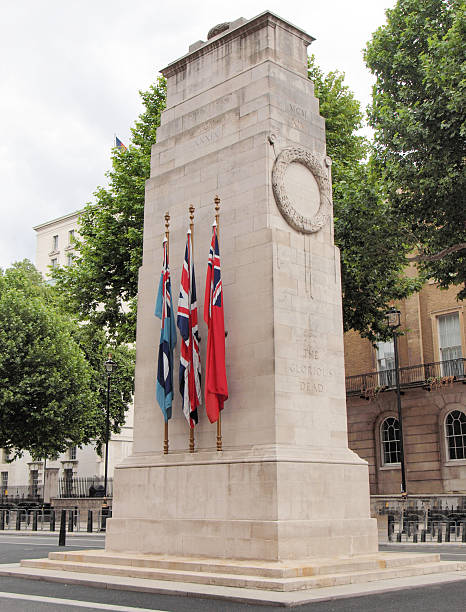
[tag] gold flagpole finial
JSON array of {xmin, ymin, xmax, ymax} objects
[
  {"xmin": 164, "ymin": 211, "xmax": 170, "ymax": 232},
  {"xmin": 189, "ymin": 205, "xmax": 195, "ymax": 224}
]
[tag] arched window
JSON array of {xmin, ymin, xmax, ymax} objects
[
  {"xmin": 381, "ymin": 417, "xmax": 401, "ymax": 465},
  {"xmin": 445, "ymin": 410, "xmax": 466, "ymax": 460}
]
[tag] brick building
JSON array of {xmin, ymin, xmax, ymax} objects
[{"xmin": 345, "ymin": 280, "xmax": 465, "ymax": 495}]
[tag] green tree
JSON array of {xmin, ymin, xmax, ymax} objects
[
  {"xmin": 72, "ymin": 322, "xmax": 135, "ymax": 454},
  {"xmin": 365, "ymin": 0, "xmax": 466, "ymax": 298},
  {"xmin": 0, "ymin": 261, "xmax": 134, "ymax": 460},
  {"xmin": 309, "ymin": 57, "xmax": 420, "ymax": 339},
  {"xmin": 55, "ymin": 62, "xmax": 418, "ymax": 342}
]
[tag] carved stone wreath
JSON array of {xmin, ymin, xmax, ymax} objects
[
  {"xmin": 207, "ymin": 23, "xmax": 231, "ymax": 40},
  {"xmin": 272, "ymin": 146, "xmax": 332, "ymax": 233}
]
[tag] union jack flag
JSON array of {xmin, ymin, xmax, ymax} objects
[
  {"xmin": 177, "ymin": 231, "xmax": 201, "ymax": 427},
  {"xmin": 155, "ymin": 238, "xmax": 177, "ymax": 422},
  {"xmin": 204, "ymin": 223, "xmax": 228, "ymax": 424}
]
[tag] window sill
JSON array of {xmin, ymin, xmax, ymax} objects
[
  {"xmin": 444, "ymin": 460, "xmax": 466, "ymax": 467},
  {"xmin": 380, "ymin": 464, "xmax": 401, "ymax": 471}
]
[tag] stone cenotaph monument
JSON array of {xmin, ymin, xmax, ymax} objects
[
  {"xmin": 20, "ymin": 13, "xmax": 458, "ymax": 593},
  {"xmin": 106, "ymin": 11, "xmax": 379, "ymax": 561}
]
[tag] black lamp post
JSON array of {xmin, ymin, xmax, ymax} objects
[
  {"xmin": 385, "ymin": 307, "xmax": 407, "ymax": 496},
  {"xmin": 104, "ymin": 355, "xmax": 117, "ymax": 498}
]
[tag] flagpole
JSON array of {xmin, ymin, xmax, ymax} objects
[
  {"xmin": 164, "ymin": 212, "xmax": 170, "ymax": 455},
  {"xmin": 214, "ymin": 195, "xmax": 223, "ymax": 452},
  {"xmin": 189, "ymin": 205, "xmax": 196, "ymax": 454}
]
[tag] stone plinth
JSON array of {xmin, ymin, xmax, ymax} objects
[
  {"xmin": 22, "ymin": 550, "xmax": 463, "ymax": 592},
  {"xmin": 106, "ymin": 11, "xmax": 378, "ymax": 560}
]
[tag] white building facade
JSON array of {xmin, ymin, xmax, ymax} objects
[{"xmin": 0, "ymin": 210, "xmax": 134, "ymax": 502}]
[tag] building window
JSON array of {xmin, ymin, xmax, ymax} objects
[
  {"xmin": 67, "ymin": 253, "xmax": 74, "ymax": 266},
  {"xmin": 438, "ymin": 312, "xmax": 463, "ymax": 376},
  {"xmin": 68, "ymin": 446, "xmax": 77, "ymax": 460},
  {"xmin": 445, "ymin": 410, "xmax": 466, "ymax": 460},
  {"xmin": 50, "ymin": 258, "xmax": 58, "ymax": 268},
  {"xmin": 63, "ymin": 468, "xmax": 73, "ymax": 497},
  {"xmin": 52, "ymin": 235, "xmax": 59, "ymax": 251},
  {"xmin": 381, "ymin": 417, "xmax": 401, "ymax": 465},
  {"xmin": 376, "ymin": 340, "xmax": 395, "ymax": 387},
  {"xmin": 1, "ymin": 471, "xmax": 7, "ymax": 495},
  {"xmin": 30, "ymin": 469, "xmax": 39, "ymax": 497},
  {"xmin": 68, "ymin": 229, "xmax": 75, "ymax": 245}
]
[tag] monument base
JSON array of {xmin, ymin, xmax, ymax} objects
[
  {"xmin": 105, "ymin": 447, "xmax": 378, "ymax": 560},
  {"xmin": 19, "ymin": 550, "xmax": 465, "ymax": 593}
]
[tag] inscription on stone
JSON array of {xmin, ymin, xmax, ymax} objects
[
  {"xmin": 289, "ymin": 363, "xmax": 334, "ymax": 378},
  {"xmin": 300, "ymin": 381, "xmax": 324, "ymax": 393},
  {"xmin": 195, "ymin": 118, "xmax": 224, "ymax": 147},
  {"xmin": 195, "ymin": 127, "xmax": 223, "ymax": 146},
  {"xmin": 303, "ymin": 346, "xmax": 319, "ymax": 360},
  {"xmin": 290, "ymin": 117, "xmax": 304, "ymax": 131},
  {"xmin": 288, "ymin": 103, "xmax": 308, "ymax": 131},
  {"xmin": 289, "ymin": 103, "xmax": 307, "ymax": 119},
  {"xmin": 184, "ymin": 95, "xmax": 233, "ymax": 131}
]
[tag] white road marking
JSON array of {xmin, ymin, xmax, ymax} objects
[{"xmin": 0, "ymin": 591, "xmax": 169, "ymax": 611}]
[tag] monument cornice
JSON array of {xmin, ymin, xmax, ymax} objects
[
  {"xmin": 161, "ymin": 11, "xmax": 315, "ymax": 78},
  {"xmin": 115, "ymin": 446, "xmax": 368, "ymax": 470}
]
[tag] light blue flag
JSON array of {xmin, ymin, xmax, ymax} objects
[{"xmin": 155, "ymin": 240, "xmax": 177, "ymax": 421}]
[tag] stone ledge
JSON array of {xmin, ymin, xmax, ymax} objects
[
  {"xmin": 2, "ymin": 561, "xmax": 466, "ymax": 606},
  {"xmin": 16, "ymin": 550, "xmax": 466, "ymax": 593}
]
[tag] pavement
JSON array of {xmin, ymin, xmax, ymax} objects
[
  {"xmin": 381, "ymin": 542, "xmax": 466, "ymax": 562},
  {"xmin": 0, "ymin": 533, "xmax": 466, "ymax": 609},
  {"xmin": 0, "ymin": 530, "xmax": 104, "ymax": 537}
]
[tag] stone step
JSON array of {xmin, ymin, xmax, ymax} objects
[
  {"xmin": 46, "ymin": 550, "xmax": 441, "ymax": 578},
  {"xmin": 20, "ymin": 558, "xmax": 462, "ymax": 592}
]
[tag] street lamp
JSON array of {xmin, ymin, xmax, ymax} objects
[
  {"xmin": 385, "ymin": 307, "xmax": 407, "ymax": 496},
  {"xmin": 104, "ymin": 355, "xmax": 117, "ymax": 498}
]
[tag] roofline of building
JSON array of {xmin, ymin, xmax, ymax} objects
[{"xmin": 33, "ymin": 208, "xmax": 84, "ymax": 231}]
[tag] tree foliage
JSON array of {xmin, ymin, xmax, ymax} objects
[
  {"xmin": 365, "ymin": 0, "xmax": 466, "ymax": 298},
  {"xmin": 0, "ymin": 261, "xmax": 134, "ymax": 460},
  {"xmin": 309, "ymin": 57, "xmax": 420, "ymax": 339}
]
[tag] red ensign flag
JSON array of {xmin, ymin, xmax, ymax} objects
[{"xmin": 204, "ymin": 224, "xmax": 228, "ymax": 423}]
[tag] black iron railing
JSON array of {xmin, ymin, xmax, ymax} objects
[
  {"xmin": 0, "ymin": 485, "xmax": 44, "ymax": 504},
  {"xmin": 346, "ymin": 357, "xmax": 466, "ymax": 396},
  {"xmin": 57, "ymin": 477, "xmax": 113, "ymax": 498}
]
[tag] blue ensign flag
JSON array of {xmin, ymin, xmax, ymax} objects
[
  {"xmin": 155, "ymin": 238, "xmax": 177, "ymax": 422},
  {"xmin": 115, "ymin": 136, "xmax": 127, "ymax": 151}
]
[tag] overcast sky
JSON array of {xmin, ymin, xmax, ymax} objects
[{"xmin": 0, "ymin": 0, "xmax": 395, "ymax": 269}]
